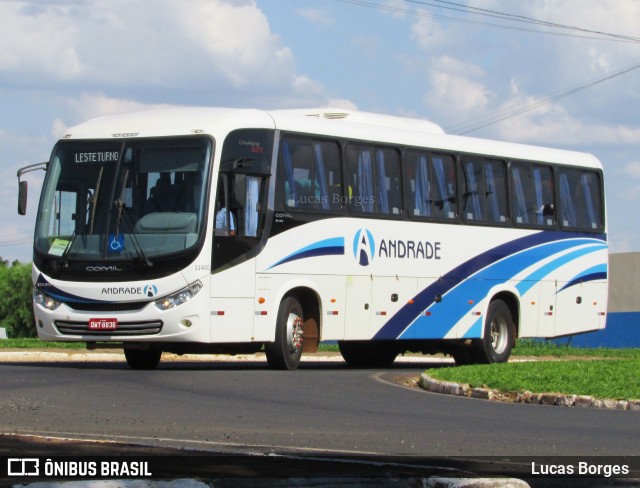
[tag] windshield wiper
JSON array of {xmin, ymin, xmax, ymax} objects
[
  {"xmin": 88, "ymin": 166, "xmax": 104, "ymax": 235},
  {"xmin": 113, "ymin": 169, "xmax": 153, "ymax": 268},
  {"xmin": 114, "ymin": 199, "xmax": 153, "ymax": 269},
  {"xmin": 57, "ymin": 230, "xmax": 78, "ymax": 271}
]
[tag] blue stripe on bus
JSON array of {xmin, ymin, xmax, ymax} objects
[
  {"xmin": 417, "ymin": 242, "xmax": 603, "ymax": 339},
  {"xmin": 515, "ymin": 243, "xmax": 606, "ymax": 296},
  {"xmin": 463, "ymin": 317, "xmax": 483, "ymax": 339},
  {"xmin": 374, "ymin": 231, "xmax": 606, "ymax": 340},
  {"xmin": 36, "ymin": 274, "xmax": 108, "ymax": 304},
  {"xmin": 268, "ymin": 237, "xmax": 345, "ymax": 269},
  {"xmin": 399, "ymin": 240, "xmax": 603, "ymax": 339},
  {"xmin": 557, "ymin": 264, "xmax": 608, "ymax": 293}
]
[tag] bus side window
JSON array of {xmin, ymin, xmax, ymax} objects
[
  {"xmin": 462, "ymin": 160, "xmax": 483, "ymax": 221},
  {"xmin": 579, "ymin": 172, "xmax": 603, "ymax": 229},
  {"xmin": 432, "ymin": 154, "xmax": 457, "ymax": 220},
  {"xmin": 511, "ymin": 164, "xmax": 533, "ymax": 225},
  {"xmin": 404, "ymin": 151, "xmax": 430, "ymax": 218},
  {"xmin": 483, "ymin": 159, "xmax": 507, "ymax": 223},
  {"xmin": 533, "ymin": 165, "xmax": 555, "ymax": 226},
  {"xmin": 375, "ymin": 148, "xmax": 401, "ymax": 215},
  {"xmin": 346, "ymin": 145, "xmax": 374, "ymax": 214},
  {"xmin": 346, "ymin": 144, "xmax": 400, "ymax": 216},
  {"xmin": 279, "ymin": 137, "xmax": 342, "ymax": 212},
  {"xmin": 560, "ymin": 169, "xmax": 603, "ymax": 230}
]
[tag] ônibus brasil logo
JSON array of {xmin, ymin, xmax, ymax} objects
[{"xmin": 353, "ymin": 228, "xmax": 375, "ymax": 266}]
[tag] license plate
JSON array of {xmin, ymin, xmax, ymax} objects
[{"xmin": 88, "ymin": 318, "xmax": 118, "ymax": 330}]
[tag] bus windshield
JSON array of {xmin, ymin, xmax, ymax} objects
[{"xmin": 35, "ymin": 137, "xmax": 212, "ymax": 263}]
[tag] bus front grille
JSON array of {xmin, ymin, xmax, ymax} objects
[
  {"xmin": 54, "ymin": 321, "xmax": 163, "ymax": 336},
  {"xmin": 64, "ymin": 301, "xmax": 148, "ymax": 312}
]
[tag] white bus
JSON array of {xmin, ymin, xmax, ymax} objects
[{"xmin": 17, "ymin": 107, "xmax": 608, "ymax": 370}]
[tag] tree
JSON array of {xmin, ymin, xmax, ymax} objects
[{"xmin": 0, "ymin": 260, "xmax": 36, "ymax": 338}]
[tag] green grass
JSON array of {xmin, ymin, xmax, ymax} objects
[
  {"xmin": 422, "ymin": 341, "xmax": 640, "ymax": 401},
  {"xmin": 513, "ymin": 339, "xmax": 640, "ymax": 359},
  {"xmin": 427, "ymin": 358, "xmax": 640, "ymax": 401},
  {"xmin": 0, "ymin": 338, "xmax": 87, "ymax": 349},
  {"xmin": 426, "ymin": 340, "xmax": 640, "ymax": 401}
]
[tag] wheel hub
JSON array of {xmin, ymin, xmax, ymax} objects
[
  {"xmin": 491, "ymin": 317, "xmax": 508, "ymax": 354},
  {"xmin": 286, "ymin": 313, "xmax": 304, "ymax": 353}
]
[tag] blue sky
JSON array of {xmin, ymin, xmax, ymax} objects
[{"xmin": 1, "ymin": 0, "xmax": 640, "ymax": 262}]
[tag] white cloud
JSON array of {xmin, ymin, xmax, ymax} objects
[
  {"xmin": 423, "ymin": 56, "xmax": 490, "ymax": 121},
  {"xmin": 326, "ymin": 99, "xmax": 358, "ymax": 111},
  {"xmin": 507, "ymin": 0, "xmax": 640, "ymax": 83},
  {"xmin": 411, "ymin": 9, "xmax": 444, "ymax": 50},
  {"xmin": 622, "ymin": 162, "xmax": 640, "ymax": 179},
  {"xmin": 490, "ymin": 100, "xmax": 640, "ymax": 147},
  {"xmin": 0, "ymin": 2, "xmax": 83, "ymax": 82},
  {"xmin": 297, "ymin": 8, "xmax": 335, "ymax": 26},
  {"xmin": 64, "ymin": 93, "xmax": 176, "ymax": 124},
  {"xmin": 0, "ymin": 1, "xmax": 300, "ymax": 96},
  {"xmin": 178, "ymin": 0, "xmax": 296, "ymax": 89}
]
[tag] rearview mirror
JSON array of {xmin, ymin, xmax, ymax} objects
[
  {"xmin": 18, "ymin": 180, "xmax": 28, "ymax": 215},
  {"xmin": 16, "ymin": 161, "xmax": 48, "ymax": 216}
]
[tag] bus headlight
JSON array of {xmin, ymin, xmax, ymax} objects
[
  {"xmin": 154, "ymin": 281, "xmax": 203, "ymax": 311},
  {"xmin": 33, "ymin": 289, "xmax": 62, "ymax": 311}
]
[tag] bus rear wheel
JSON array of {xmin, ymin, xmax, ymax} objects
[
  {"xmin": 265, "ymin": 296, "xmax": 304, "ymax": 370},
  {"xmin": 338, "ymin": 341, "xmax": 398, "ymax": 368},
  {"xmin": 124, "ymin": 348, "xmax": 162, "ymax": 370},
  {"xmin": 472, "ymin": 299, "xmax": 515, "ymax": 364}
]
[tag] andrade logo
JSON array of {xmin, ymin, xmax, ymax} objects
[
  {"xmin": 143, "ymin": 284, "xmax": 158, "ymax": 297},
  {"xmin": 353, "ymin": 228, "xmax": 375, "ymax": 266}
]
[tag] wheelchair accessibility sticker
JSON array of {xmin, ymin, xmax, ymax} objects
[{"xmin": 109, "ymin": 233, "xmax": 125, "ymax": 253}]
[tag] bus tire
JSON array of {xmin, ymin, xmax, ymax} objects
[
  {"xmin": 265, "ymin": 296, "xmax": 304, "ymax": 370},
  {"xmin": 473, "ymin": 299, "xmax": 515, "ymax": 364},
  {"xmin": 338, "ymin": 341, "xmax": 398, "ymax": 368},
  {"xmin": 124, "ymin": 348, "xmax": 162, "ymax": 370}
]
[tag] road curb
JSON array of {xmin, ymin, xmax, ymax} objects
[{"xmin": 419, "ymin": 373, "xmax": 640, "ymax": 411}]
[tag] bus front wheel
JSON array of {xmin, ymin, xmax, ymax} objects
[
  {"xmin": 265, "ymin": 296, "xmax": 304, "ymax": 370},
  {"xmin": 473, "ymin": 299, "xmax": 515, "ymax": 364},
  {"xmin": 124, "ymin": 348, "xmax": 162, "ymax": 370}
]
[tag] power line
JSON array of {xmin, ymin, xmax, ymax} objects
[
  {"xmin": 336, "ymin": 0, "xmax": 640, "ymax": 43},
  {"xmin": 423, "ymin": 0, "xmax": 640, "ymax": 43},
  {"xmin": 444, "ymin": 61, "xmax": 640, "ymax": 135},
  {"xmin": 0, "ymin": 240, "xmax": 32, "ymax": 248}
]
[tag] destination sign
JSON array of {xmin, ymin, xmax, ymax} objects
[{"xmin": 74, "ymin": 151, "xmax": 119, "ymax": 163}]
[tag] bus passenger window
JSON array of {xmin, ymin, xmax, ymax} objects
[
  {"xmin": 404, "ymin": 151, "xmax": 456, "ymax": 221},
  {"xmin": 279, "ymin": 137, "xmax": 342, "ymax": 212},
  {"xmin": 534, "ymin": 165, "xmax": 555, "ymax": 226},
  {"xmin": 462, "ymin": 158, "xmax": 506, "ymax": 224},
  {"xmin": 376, "ymin": 148, "xmax": 401, "ymax": 215},
  {"xmin": 346, "ymin": 144, "xmax": 400, "ymax": 216},
  {"xmin": 462, "ymin": 160, "xmax": 483, "ymax": 221},
  {"xmin": 579, "ymin": 172, "xmax": 603, "ymax": 229},
  {"xmin": 483, "ymin": 160, "xmax": 507, "ymax": 223},
  {"xmin": 432, "ymin": 155, "xmax": 456, "ymax": 219},
  {"xmin": 511, "ymin": 163, "xmax": 555, "ymax": 227},
  {"xmin": 559, "ymin": 168, "xmax": 603, "ymax": 230}
]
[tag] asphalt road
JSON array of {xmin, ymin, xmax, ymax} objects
[
  {"xmin": 1, "ymin": 355, "xmax": 638, "ymax": 457},
  {"xmin": 1, "ymin": 355, "xmax": 639, "ymax": 486}
]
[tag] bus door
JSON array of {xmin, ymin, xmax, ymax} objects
[{"xmin": 211, "ymin": 129, "xmax": 273, "ymax": 343}]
